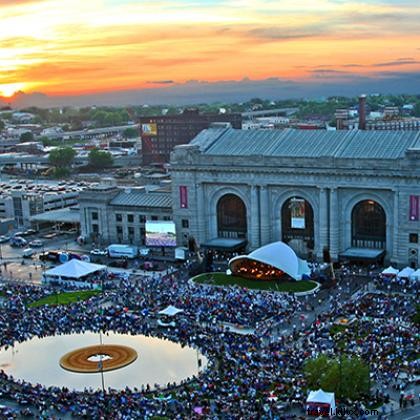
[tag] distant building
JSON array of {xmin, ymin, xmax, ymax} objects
[
  {"xmin": 0, "ymin": 181, "xmax": 83, "ymax": 227},
  {"xmin": 79, "ymin": 185, "xmax": 173, "ymax": 245},
  {"xmin": 139, "ymin": 109, "xmax": 242, "ymax": 165}
]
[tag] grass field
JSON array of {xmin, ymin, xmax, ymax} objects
[
  {"xmin": 28, "ymin": 290, "xmax": 101, "ymax": 308},
  {"xmin": 193, "ymin": 273, "xmax": 318, "ymax": 293}
]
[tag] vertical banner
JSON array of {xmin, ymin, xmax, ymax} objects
[
  {"xmin": 290, "ymin": 198, "xmax": 306, "ymax": 229},
  {"xmin": 409, "ymin": 195, "xmax": 419, "ymax": 221},
  {"xmin": 180, "ymin": 186, "xmax": 188, "ymax": 209}
]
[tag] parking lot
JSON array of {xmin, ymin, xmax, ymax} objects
[{"xmin": 0, "ymin": 231, "xmax": 182, "ymax": 285}]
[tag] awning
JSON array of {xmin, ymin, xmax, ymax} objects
[
  {"xmin": 201, "ymin": 238, "xmax": 247, "ymax": 251},
  {"xmin": 30, "ymin": 207, "xmax": 80, "ymax": 224},
  {"xmin": 339, "ymin": 248, "xmax": 385, "ymax": 261}
]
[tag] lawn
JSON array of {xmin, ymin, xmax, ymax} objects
[
  {"xmin": 192, "ymin": 273, "xmax": 318, "ymax": 293},
  {"xmin": 28, "ymin": 290, "xmax": 101, "ymax": 308}
]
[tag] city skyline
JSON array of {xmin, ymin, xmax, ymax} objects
[{"xmin": 1, "ymin": 0, "xmax": 420, "ymax": 105}]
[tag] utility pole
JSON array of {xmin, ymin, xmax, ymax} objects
[{"xmin": 99, "ymin": 329, "xmax": 105, "ymax": 393}]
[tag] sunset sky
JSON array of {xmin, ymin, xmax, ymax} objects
[{"xmin": 1, "ymin": 0, "xmax": 419, "ymax": 99}]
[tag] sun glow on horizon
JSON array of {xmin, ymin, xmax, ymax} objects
[{"xmin": 0, "ymin": 83, "xmax": 26, "ymax": 98}]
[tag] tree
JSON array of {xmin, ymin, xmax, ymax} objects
[
  {"xmin": 123, "ymin": 127, "xmax": 138, "ymax": 139},
  {"xmin": 88, "ymin": 149, "xmax": 113, "ymax": 169},
  {"xmin": 304, "ymin": 355, "xmax": 370, "ymax": 401},
  {"xmin": 19, "ymin": 131, "xmax": 34, "ymax": 142},
  {"xmin": 48, "ymin": 147, "xmax": 76, "ymax": 168},
  {"xmin": 413, "ymin": 102, "xmax": 420, "ymax": 118}
]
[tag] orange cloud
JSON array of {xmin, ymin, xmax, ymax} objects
[{"xmin": 0, "ymin": 0, "xmax": 419, "ymax": 96}]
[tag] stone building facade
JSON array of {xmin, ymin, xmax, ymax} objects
[
  {"xmin": 170, "ymin": 128, "xmax": 420, "ymax": 267},
  {"xmin": 79, "ymin": 185, "xmax": 173, "ymax": 246}
]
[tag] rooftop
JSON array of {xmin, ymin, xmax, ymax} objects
[
  {"xmin": 189, "ymin": 128, "xmax": 420, "ymax": 160},
  {"xmin": 29, "ymin": 207, "xmax": 80, "ymax": 224},
  {"xmin": 110, "ymin": 189, "xmax": 172, "ymax": 208}
]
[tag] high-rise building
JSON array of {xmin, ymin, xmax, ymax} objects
[{"xmin": 139, "ymin": 109, "xmax": 242, "ymax": 165}]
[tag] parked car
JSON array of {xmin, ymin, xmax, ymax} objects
[
  {"xmin": 90, "ymin": 248, "xmax": 108, "ymax": 256},
  {"xmin": 39, "ymin": 250, "xmax": 61, "ymax": 262},
  {"xmin": 22, "ymin": 248, "xmax": 35, "ymax": 258},
  {"xmin": 10, "ymin": 236, "xmax": 28, "ymax": 247},
  {"xmin": 0, "ymin": 235, "xmax": 10, "ymax": 243},
  {"xmin": 139, "ymin": 247, "xmax": 151, "ymax": 257},
  {"xmin": 109, "ymin": 259, "xmax": 128, "ymax": 268},
  {"xmin": 29, "ymin": 239, "xmax": 43, "ymax": 247},
  {"xmin": 13, "ymin": 231, "xmax": 25, "ymax": 237},
  {"xmin": 23, "ymin": 229, "xmax": 38, "ymax": 236}
]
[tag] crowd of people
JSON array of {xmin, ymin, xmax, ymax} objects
[{"xmin": 0, "ymin": 262, "xmax": 418, "ymax": 419}]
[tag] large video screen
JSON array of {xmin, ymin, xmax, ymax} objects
[
  {"xmin": 145, "ymin": 221, "xmax": 176, "ymax": 247},
  {"xmin": 290, "ymin": 198, "xmax": 306, "ymax": 229}
]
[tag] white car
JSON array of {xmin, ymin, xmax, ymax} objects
[
  {"xmin": 29, "ymin": 239, "xmax": 44, "ymax": 247},
  {"xmin": 139, "ymin": 247, "xmax": 151, "ymax": 257},
  {"xmin": 22, "ymin": 248, "xmax": 35, "ymax": 258},
  {"xmin": 0, "ymin": 235, "xmax": 10, "ymax": 243},
  {"xmin": 90, "ymin": 248, "xmax": 108, "ymax": 256}
]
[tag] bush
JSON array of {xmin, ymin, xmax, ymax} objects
[{"xmin": 51, "ymin": 167, "xmax": 70, "ymax": 178}]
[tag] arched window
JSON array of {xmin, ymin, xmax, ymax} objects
[
  {"xmin": 217, "ymin": 194, "xmax": 247, "ymax": 239},
  {"xmin": 352, "ymin": 200, "xmax": 386, "ymax": 248},
  {"xmin": 281, "ymin": 197, "xmax": 314, "ymax": 250}
]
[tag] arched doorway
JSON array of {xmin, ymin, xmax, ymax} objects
[
  {"xmin": 217, "ymin": 194, "xmax": 247, "ymax": 239},
  {"xmin": 281, "ymin": 197, "xmax": 314, "ymax": 255},
  {"xmin": 351, "ymin": 200, "xmax": 386, "ymax": 248}
]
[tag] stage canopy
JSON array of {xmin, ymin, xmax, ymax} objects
[
  {"xmin": 228, "ymin": 241, "xmax": 311, "ymax": 281},
  {"xmin": 44, "ymin": 259, "xmax": 106, "ymax": 280}
]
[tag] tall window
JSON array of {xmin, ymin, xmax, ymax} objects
[
  {"xmin": 217, "ymin": 194, "xmax": 247, "ymax": 239},
  {"xmin": 352, "ymin": 200, "xmax": 386, "ymax": 248}
]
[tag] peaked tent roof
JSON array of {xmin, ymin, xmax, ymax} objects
[
  {"xmin": 409, "ymin": 269, "xmax": 420, "ymax": 281},
  {"xmin": 307, "ymin": 389, "xmax": 336, "ymax": 411},
  {"xmin": 229, "ymin": 241, "xmax": 311, "ymax": 280},
  {"xmin": 44, "ymin": 259, "xmax": 106, "ymax": 279},
  {"xmin": 381, "ymin": 266, "xmax": 399, "ymax": 276},
  {"xmin": 158, "ymin": 305, "xmax": 184, "ymax": 317},
  {"xmin": 397, "ymin": 266, "xmax": 415, "ymax": 279}
]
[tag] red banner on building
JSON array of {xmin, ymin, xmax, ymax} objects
[
  {"xmin": 180, "ymin": 186, "xmax": 188, "ymax": 209},
  {"xmin": 409, "ymin": 195, "xmax": 420, "ymax": 221}
]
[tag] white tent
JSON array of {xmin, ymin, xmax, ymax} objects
[
  {"xmin": 397, "ymin": 266, "xmax": 415, "ymax": 280},
  {"xmin": 409, "ymin": 269, "xmax": 420, "ymax": 282},
  {"xmin": 381, "ymin": 266, "xmax": 399, "ymax": 277},
  {"xmin": 306, "ymin": 389, "xmax": 336, "ymax": 416},
  {"xmin": 158, "ymin": 305, "xmax": 184, "ymax": 317},
  {"xmin": 44, "ymin": 259, "xmax": 106, "ymax": 279}
]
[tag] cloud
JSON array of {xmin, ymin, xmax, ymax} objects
[
  {"xmin": 146, "ymin": 80, "xmax": 174, "ymax": 84},
  {"xmin": 246, "ymin": 26, "xmax": 326, "ymax": 41},
  {"xmin": 342, "ymin": 64, "xmax": 365, "ymax": 68},
  {"xmin": 373, "ymin": 59, "xmax": 420, "ymax": 67}
]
